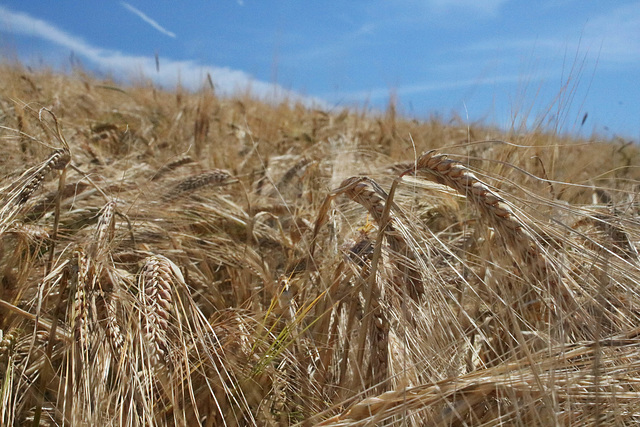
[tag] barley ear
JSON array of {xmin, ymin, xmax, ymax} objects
[
  {"xmin": 163, "ymin": 169, "xmax": 237, "ymax": 201},
  {"xmin": 89, "ymin": 199, "xmax": 118, "ymax": 259},
  {"xmin": 138, "ymin": 255, "xmax": 181, "ymax": 367},
  {"xmin": 405, "ymin": 150, "xmax": 568, "ymax": 302}
]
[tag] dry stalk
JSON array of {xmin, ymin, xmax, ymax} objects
[
  {"xmin": 314, "ymin": 232, "xmax": 378, "ymax": 391},
  {"xmin": 0, "ymin": 300, "xmax": 71, "ymax": 341},
  {"xmin": 46, "ymin": 162, "xmax": 68, "ymax": 274},
  {"xmin": 318, "ymin": 335, "xmax": 640, "ymax": 425},
  {"xmin": 194, "ymin": 97, "xmax": 212, "ymax": 157},
  {"xmin": 26, "ymin": 181, "xmax": 89, "ymax": 219}
]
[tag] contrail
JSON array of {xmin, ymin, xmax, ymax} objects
[{"xmin": 121, "ymin": 2, "xmax": 176, "ymax": 38}]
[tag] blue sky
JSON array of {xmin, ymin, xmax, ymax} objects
[{"xmin": 0, "ymin": 1, "xmax": 639, "ymax": 139}]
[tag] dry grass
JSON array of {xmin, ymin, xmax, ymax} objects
[{"xmin": 1, "ymin": 62, "xmax": 640, "ymax": 426}]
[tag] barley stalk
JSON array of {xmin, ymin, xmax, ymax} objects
[
  {"xmin": 406, "ymin": 151, "xmax": 532, "ymax": 243},
  {"xmin": 311, "ymin": 176, "xmax": 425, "ymax": 395}
]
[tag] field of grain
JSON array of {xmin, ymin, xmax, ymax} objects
[{"xmin": 1, "ymin": 63, "xmax": 640, "ymax": 426}]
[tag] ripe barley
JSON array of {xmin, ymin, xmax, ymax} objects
[
  {"xmin": 103, "ymin": 292, "xmax": 125, "ymax": 356},
  {"xmin": 6, "ymin": 223, "xmax": 50, "ymax": 241},
  {"xmin": 90, "ymin": 200, "xmax": 117, "ymax": 258},
  {"xmin": 276, "ymin": 156, "xmax": 311, "ymax": 189},
  {"xmin": 0, "ymin": 148, "xmax": 70, "ymax": 229},
  {"xmin": 406, "ymin": 151, "xmax": 547, "ymax": 271},
  {"xmin": 335, "ymin": 176, "xmax": 424, "ymax": 300},
  {"xmin": 0, "ymin": 328, "xmax": 20, "ymax": 372},
  {"xmin": 162, "ymin": 169, "xmax": 237, "ymax": 200},
  {"xmin": 151, "ymin": 155, "xmax": 194, "ymax": 181},
  {"xmin": 138, "ymin": 255, "xmax": 176, "ymax": 367},
  {"xmin": 404, "ymin": 150, "xmax": 572, "ymax": 312},
  {"xmin": 16, "ymin": 149, "xmax": 70, "ymax": 205},
  {"xmin": 73, "ymin": 249, "xmax": 90, "ymax": 354}
]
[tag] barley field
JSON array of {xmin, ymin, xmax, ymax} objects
[{"xmin": 1, "ymin": 63, "xmax": 640, "ymax": 426}]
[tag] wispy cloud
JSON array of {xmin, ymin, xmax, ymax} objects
[
  {"xmin": 287, "ymin": 22, "xmax": 376, "ymax": 63},
  {"xmin": 427, "ymin": 0, "xmax": 509, "ymax": 15},
  {"xmin": 462, "ymin": 4, "xmax": 640, "ymax": 65},
  {"xmin": 121, "ymin": 2, "xmax": 176, "ymax": 38},
  {"xmin": 584, "ymin": 3, "xmax": 640, "ymax": 63},
  {"xmin": 330, "ymin": 72, "xmax": 553, "ymax": 102},
  {"xmin": 387, "ymin": 0, "xmax": 509, "ymax": 19},
  {"xmin": 0, "ymin": 6, "xmax": 326, "ymax": 107}
]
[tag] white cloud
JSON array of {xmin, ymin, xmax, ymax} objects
[
  {"xmin": 0, "ymin": 6, "xmax": 100, "ymax": 57},
  {"xmin": 121, "ymin": 2, "xmax": 176, "ymax": 38},
  {"xmin": 0, "ymin": 6, "xmax": 326, "ymax": 107}
]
